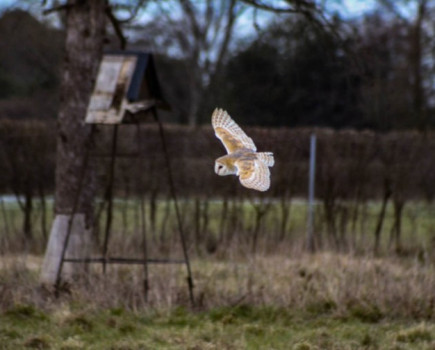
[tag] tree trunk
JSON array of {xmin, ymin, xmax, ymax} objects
[
  {"xmin": 38, "ymin": 183, "xmax": 48, "ymax": 244},
  {"xmin": 279, "ymin": 194, "xmax": 291, "ymax": 242},
  {"xmin": 373, "ymin": 179, "xmax": 391, "ymax": 256},
  {"xmin": 411, "ymin": 0, "xmax": 426, "ymax": 131},
  {"xmin": 40, "ymin": 0, "xmax": 106, "ymax": 285},
  {"xmin": 251, "ymin": 201, "xmax": 270, "ymax": 255},
  {"xmin": 218, "ymin": 196, "xmax": 228, "ymax": 244},
  {"xmin": 390, "ymin": 199, "xmax": 405, "ymax": 253},
  {"xmin": 194, "ymin": 197, "xmax": 201, "ymax": 253},
  {"xmin": 23, "ymin": 189, "xmax": 33, "ymax": 242},
  {"xmin": 187, "ymin": 67, "xmax": 202, "ymax": 127},
  {"xmin": 323, "ymin": 197, "xmax": 339, "ymax": 249}
]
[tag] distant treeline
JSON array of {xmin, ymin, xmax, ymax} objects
[{"xmin": 2, "ymin": 9, "xmax": 435, "ymax": 130}]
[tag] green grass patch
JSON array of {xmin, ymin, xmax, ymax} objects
[
  {"xmin": 1, "ymin": 305, "xmax": 435, "ymax": 349},
  {"xmin": 3, "ymin": 197, "xmax": 435, "ymax": 256},
  {"xmin": 396, "ymin": 323, "xmax": 433, "ymax": 343}
]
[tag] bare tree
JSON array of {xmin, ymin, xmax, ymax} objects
[
  {"xmin": 0, "ymin": 120, "xmax": 55, "ymax": 246},
  {"xmin": 377, "ymin": 0, "xmax": 435, "ymax": 131},
  {"xmin": 40, "ymin": 0, "xmax": 106, "ymax": 285},
  {"xmin": 39, "ymin": 0, "xmax": 149, "ymax": 285},
  {"xmin": 131, "ymin": 0, "xmax": 242, "ymax": 125}
]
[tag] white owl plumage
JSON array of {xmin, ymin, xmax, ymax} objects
[{"xmin": 212, "ymin": 108, "xmax": 274, "ymax": 191}]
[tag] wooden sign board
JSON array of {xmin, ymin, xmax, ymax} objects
[{"xmin": 86, "ymin": 55, "xmax": 137, "ymax": 124}]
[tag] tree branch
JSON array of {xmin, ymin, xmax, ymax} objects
[
  {"xmin": 240, "ymin": 0, "xmax": 312, "ymax": 13},
  {"xmin": 157, "ymin": 3, "xmax": 193, "ymax": 54},
  {"xmin": 110, "ymin": 0, "xmax": 149, "ymax": 23},
  {"xmin": 106, "ymin": 5, "xmax": 127, "ymax": 49},
  {"xmin": 43, "ymin": 2, "xmax": 74, "ymax": 15},
  {"xmin": 180, "ymin": 0, "xmax": 203, "ymax": 43},
  {"xmin": 212, "ymin": 0, "xmax": 238, "ymax": 79}
]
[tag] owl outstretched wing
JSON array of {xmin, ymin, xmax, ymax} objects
[
  {"xmin": 212, "ymin": 108, "xmax": 257, "ymax": 154},
  {"xmin": 235, "ymin": 157, "xmax": 270, "ymax": 192}
]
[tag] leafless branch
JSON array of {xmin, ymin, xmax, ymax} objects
[
  {"xmin": 157, "ymin": 3, "xmax": 192, "ymax": 54},
  {"xmin": 106, "ymin": 5, "xmax": 127, "ymax": 49},
  {"xmin": 240, "ymin": 0, "xmax": 314, "ymax": 13},
  {"xmin": 241, "ymin": 0, "xmax": 338, "ymax": 38},
  {"xmin": 180, "ymin": 0, "xmax": 203, "ymax": 42},
  {"xmin": 110, "ymin": 0, "xmax": 148, "ymax": 23},
  {"xmin": 42, "ymin": 2, "xmax": 73, "ymax": 15},
  {"xmin": 377, "ymin": 0, "xmax": 407, "ymax": 22},
  {"xmin": 213, "ymin": 0, "xmax": 238, "ymax": 79}
]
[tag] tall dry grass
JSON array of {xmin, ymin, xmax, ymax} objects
[{"xmin": 1, "ymin": 252, "xmax": 434, "ymax": 321}]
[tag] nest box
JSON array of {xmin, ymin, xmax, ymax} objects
[{"xmin": 85, "ymin": 51, "xmax": 169, "ymax": 124}]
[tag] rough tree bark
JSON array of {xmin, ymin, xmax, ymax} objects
[{"xmin": 40, "ymin": 0, "xmax": 106, "ymax": 285}]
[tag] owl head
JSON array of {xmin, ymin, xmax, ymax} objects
[{"xmin": 214, "ymin": 158, "xmax": 236, "ymax": 176}]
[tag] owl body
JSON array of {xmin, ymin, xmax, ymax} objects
[
  {"xmin": 212, "ymin": 108, "xmax": 274, "ymax": 191},
  {"xmin": 215, "ymin": 150, "xmax": 256, "ymax": 176}
]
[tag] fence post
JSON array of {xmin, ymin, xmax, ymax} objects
[{"xmin": 307, "ymin": 133, "xmax": 316, "ymax": 252}]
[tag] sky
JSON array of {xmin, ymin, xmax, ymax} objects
[
  {"xmin": 0, "ymin": 0, "xmax": 378, "ymax": 18},
  {"xmin": 231, "ymin": 0, "xmax": 378, "ymax": 37},
  {"xmin": 336, "ymin": 0, "xmax": 376, "ymax": 17},
  {"xmin": 0, "ymin": 0, "xmax": 382, "ymax": 41}
]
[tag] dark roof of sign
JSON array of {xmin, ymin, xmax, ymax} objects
[{"xmin": 105, "ymin": 50, "xmax": 168, "ymax": 105}]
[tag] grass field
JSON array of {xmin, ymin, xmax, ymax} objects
[
  {"xmin": 1, "ymin": 253, "xmax": 435, "ymax": 349},
  {"xmin": 1, "ymin": 199, "xmax": 435, "ymax": 349},
  {"xmin": 2, "ymin": 197, "xmax": 435, "ymax": 256},
  {"xmin": 2, "ymin": 303, "xmax": 435, "ymax": 349}
]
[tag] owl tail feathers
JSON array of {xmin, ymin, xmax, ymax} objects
[{"xmin": 258, "ymin": 152, "xmax": 274, "ymax": 167}]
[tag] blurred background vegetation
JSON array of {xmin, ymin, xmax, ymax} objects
[
  {"xmin": 0, "ymin": 0, "xmax": 434, "ymax": 130},
  {"xmin": 1, "ymin": 0, "xmax": 435, "ymax": 256}
]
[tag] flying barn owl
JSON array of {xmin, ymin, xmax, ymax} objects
[{"xmin": 212, "ymin": 108, "xmax": 274, "ymax": 191}]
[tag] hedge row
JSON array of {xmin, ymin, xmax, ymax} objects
[{"xmin": 1, "ymin": 119, "xmax": 435, "ymax": 202}]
